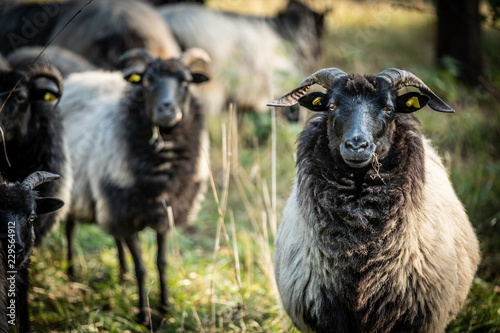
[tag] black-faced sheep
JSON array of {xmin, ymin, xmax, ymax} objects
[
  {"xmin": 0, "ymin": 63, "xmax": 72, "ymax": 246},
  {"xmin": 60, "ymin": 48, "xmax": 210, "ymax": 325},
  {"xmin": 0, "ymin": 171, "xmax": 64, "ymax": 332},
  {"xmin": 0, "ymin": 0, "xmax": 180, "ymax": 69},
  {"xmin": 7, "ymin": 46, "xmax": 97, "ymax": 78},
  {"xmin": 159, "ymin": 0, "xmax": 326, "ymax": 114},
  {"xmin": 268, "ymin": 68, "xmax": 481, "ymax": 333}
]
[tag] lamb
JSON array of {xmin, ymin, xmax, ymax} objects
[
  {"xmin": 0, "ymin": 0, "xmax": 181, "ymax": 69},
  {"xmin": 159, "ymin": 0, "xmax": 326, "ymax": 114},
  {"xmin": 60, "ymin": 48, "xmax": 210, "ymax": 325},
  {"xmin": 268, "ymin": 68, "xmax": 481, "ymax": 333},
  {"xmin": 0, "ymin": 63, "xmax": 72, "ymax": 246},
  {"xmin": 0, "ymin": 171, "xmax": 64, "ymax": 332}
]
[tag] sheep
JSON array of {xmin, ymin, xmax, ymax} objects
[
  {"xmin": 0, "ymin": 0, "xmax": 181, "ymax": 69},
  {"xmin": 0, "ymin": 171, "xmax": 64, "ymax": 332},
  {"xmin": 7, "ymin": 46, "xmax": 97, "ymax": 78},
  {"xmin": 268, "ymin": 68, "xmax": 481, "ymax": 333},
  {"xmin": 159, "ymin": 0, "xmax": 327, "ymax": 114},
  {"xmin": 0, "ymin": 63, "xmax": 72, "ymax": 247},
  {"xmin": 60, "ymin": 48, "xmax": 210, "ymax": 325}
]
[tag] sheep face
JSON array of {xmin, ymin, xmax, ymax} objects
[
  {"xmin": 0, "ymin": 173, "xmax": 63, "ymax": 268},
  {"xmin": 298, "ymin": 75, "xmax": 432, "ymax": 168},
  {"xmin": 269, "ymin": 68, "xmax": 453, "ymax": 169},
  {"xmin": 0, "ymin": 66, "xmax": 62, "ymax": 141},
  {"xmin": 124, "ymin": 58, "xmax": 208, "ymax": 129}
]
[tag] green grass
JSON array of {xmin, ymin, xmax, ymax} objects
[{"xmin": 26, "ymin": 1, "xmax": 500, "ymax": 332}]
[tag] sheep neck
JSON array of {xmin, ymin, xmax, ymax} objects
[{"xmin": 296, "ymin": 113, "xmax": 425, "ymax": 258}]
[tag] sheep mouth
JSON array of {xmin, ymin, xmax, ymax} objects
[
  {"xmin": 340, "ymin": 144, "xmax": 376, "ymax": 168},
  {"xmin": 154, "ymin": 108, "xmax": 183, "ymax": 129}
]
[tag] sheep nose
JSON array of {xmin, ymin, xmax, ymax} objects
[
  {"xmin": 157, "ymin": 102, "xmax": 175, "ymax": 115},
  {"xmin": 345, "ymin": 136, "xmax": 369, "ymax": 151}
]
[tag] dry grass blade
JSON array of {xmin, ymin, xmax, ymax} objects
[
  {"xmin": 0, "ymin": 126, "xmax": 11, "ymax": 167},
  {"xmin": 371, "ymin": 152, "xmax": 386, "ymax": 184}
]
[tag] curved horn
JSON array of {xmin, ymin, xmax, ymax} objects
[
  {"xmin": 117, "ymin": 48, "xmax": 155, "ymax": 69},
  {"xmin": 179, "ymin": 47, "xmax": 211, "ymax": 67},
  {"xmin": 376, "ymin": 68, "xmax": 454, "ymax": 113},
  {"xmin": 21, "ymin": 171, "xmax": 60, "ymax": 190},
  {"xmin": 267, "ymin": 68, "xmax": 347, "ymax": 107},
  {"xmin": 23, "ymin": 63, "xmax": 63, "ymax": 99}
]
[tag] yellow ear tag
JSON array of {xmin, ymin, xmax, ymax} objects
[
  {"xmin": 312, "ymin": 97, "xmax": 322, "ymax": 106},
  {"xmin": 128, "ymin": 73, "xmax": 141, "ymax": 83},
  {"xmin": 406, "ymin": 96, "xmax": 421, "ymax": 108},
  {"xmin": 44, "ymin": 92, "xmax": 56, "ymax": 102}
]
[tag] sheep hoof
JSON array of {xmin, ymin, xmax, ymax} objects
[
  {"xmin": 160, "ymin": 301, "xmax": 172, "ymax": 315},
  {"xmin": 67, "ymin": 266, "xmax": 75, "ymax": 279},
  {"xmin": 137, "ymin": 307, "xmax": 151, "ymax": 327}
]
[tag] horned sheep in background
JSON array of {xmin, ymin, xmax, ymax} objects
[
  {"xmin": 0, "ymin": 0, "xmax": 180, "ymax": 69},
  {"xmin": 0, "ymin": 172, "xmax": 64, "ymax": 332},
  {"xmin": 0, "ymin": 63, "xmax": 72, "ymax": 246},
  {"xmin": 159, "ymin": 0, "xmax": 327, "ymax": 115},
  {"xmin": 269, "ymin": 68, "xmax": 480, "ymax": 333},
  {"xmin": 60, "ymin": 48, "xmax": 210, "ymax": 325}
]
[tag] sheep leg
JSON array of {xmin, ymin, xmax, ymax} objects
[
  {"xmin": 157, "ymin": 231, "xmax": 171, "ymax": 313},
  {"xmin": 124, "ymin": 234, "xmax": 150, "ymax": 327},
  {"xmin": 115, "ymin": 237, "xmax": 128, "ymax": 280},
  {"xmin": 66, "ymin": 216, "xmax": 76, "ymax": 277}
]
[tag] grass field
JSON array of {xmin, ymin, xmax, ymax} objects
[{"xmin": 28, "ymin": 1, "xmax": 500, "ymax": 332}]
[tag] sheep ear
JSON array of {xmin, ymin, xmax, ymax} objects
[
  {"xmin": 191, "ymin": 73, "xmax": 209, "ymax": 84},
  {"xmin": 395, "ymin": 92, "xmax": 430, "ymax": 113},
  {"xmin": 298, "ymin": 92, "xmax": 329, "ymax": 112},
  {"xmin": 32, "ymin": 77, "xmax": 61, "ymax": 103},
  {"xmin": 36, "ymin": 198, "xmax": 64, "ymax": 215}
]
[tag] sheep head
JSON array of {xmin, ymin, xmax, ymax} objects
[
  {"xmin": 268, "ymin": 68, "xmax": 454, "ymax": 168},
  {"xmin": 0, "ymin": 64, "xmax": 63, "ymax": 142},
  {"xmin": 118, "ymin": 48, "xmax": 210, "ymax": 129},
  {"xmin": 0, "ymin": 172, "xmax": 63, "ymax": 268}
]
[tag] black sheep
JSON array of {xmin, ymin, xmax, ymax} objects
[
  {"xmin": 0, "ymin": 63, "xmax": 72, "ymax": 246},
  {"xmin": 0, "ymin": 172, "xmax": 63, "ymax": 332}
]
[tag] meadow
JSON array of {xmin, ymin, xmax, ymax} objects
[{"xmin": 29, "ymin": 1, "xmax": 500, "ymax": 332}]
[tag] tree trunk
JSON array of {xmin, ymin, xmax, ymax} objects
[{"xmin": 436, "ymin": 0, "xmax": 482, "ymax": 85}]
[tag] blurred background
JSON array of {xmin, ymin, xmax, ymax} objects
[{"xmin": 1, "ymin": 0, "xmax": 499, "ymax": 331}]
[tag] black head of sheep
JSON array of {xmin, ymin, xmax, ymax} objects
[
  {"xmin": 0, "ymin": 64, "xmax": 63, "ymax": 142},
  {"xmin": 118, "ymin": 48, "xmax": 209, "ymax": 129},
  {"xmin": 268, "ymin": 68, "xmax": 454, "ymax": 169},
  {"xmin": 0, "ymin": 171, "xmax": 63, "ymax": 268}
]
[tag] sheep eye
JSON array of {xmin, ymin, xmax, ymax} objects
[
  {"xmin": 383, "ymin": 106, "xmax": 392, "ymax": 114},
  {"xmin": 28, "ymin": 214, "xmax": 36, "ymax": 223},
  {"xmin": 329, "ymin": 103, "xmax": 337, "ymax": 111}
]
